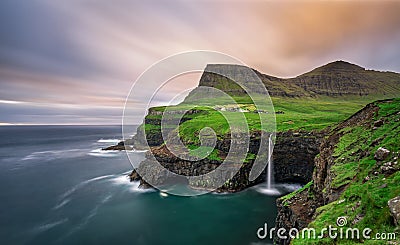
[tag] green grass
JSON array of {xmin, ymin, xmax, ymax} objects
[
  {"xmin": 291, "ymin": 98, "xmax": 400, "ymax": 245},
  {"xmin": 281, "ymin": 181, "xmax": 313, "ymax": 206},
  {"xmin": 187, "ymin": 145, "xmax": 221, "ymax": 161},
  {"xmin": 177, "ymin": 97, "xmax": 370, "ymax": 145},
  {"xmin": 141, "ymin": 96, "xmax": 385, "ymax": 161},
  {"xmin": 271, "ymin": 97, "xmax": 369, "ymax": 131}
]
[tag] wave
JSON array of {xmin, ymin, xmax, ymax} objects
[
  {"xmin": 60, "ymin": 174, "xmax": 115, "ymax": 199},
  {"xmin": 34, "ymin": 218, "xmax": 68, "ymax": 233},
  {"xmin": 109, "ymin": 175, "xmax": 154, "ymax": 193},
  {"xmin": 22, "ymin": 149, "xmax": 84, "ymax": 161},
  {"xmin": 58, "ymin": 194, "xmax": 113, "ymax": 241},
  {"xmin": 121, "ymin": 170, "xmax": 133, "ymax": 175},
  {"xmin": 96, "ymin": 139, "xmax": 121, "ymax": 144},
  {"xmin": 84, "ymin": 194, "xmax": 113, "ymax": 221},
  {"xmin": 211, "ymin": 191, "xmax": 232, "ymax": 196},
  {"xmin": 132, "ymin": 149, "xmax": 148, "ymax": 153},
  {"xmin": 53, "ymin": 198, "xmax": 71, "ymax": 210},
  {"xmin": 87, "ymin": 148, "xmax": 121, "ymax": 157}
]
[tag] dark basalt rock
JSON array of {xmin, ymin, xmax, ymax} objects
[
  {"xmin": 273, "ymin": 130, "xmax": 322, "ymax": 184},
  {"xmin": 124, "ymin": 129, "xmax": 323, "ymax": 193},
  {"xmin": 102, "ymin": 144, "xmax": 132, "ymax": 151}
]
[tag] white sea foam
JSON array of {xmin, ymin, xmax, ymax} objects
[
  {"xmin": 253, "ymin": 183, "xmax": 303, "ymax": 196},
  {"xmin": 59, "ymin": 194, "xmax": 113, "ymax": 240},
  {"xmin": 97, "ymin": 139, "xmax": 121, "ymax": 144},
  {"xmin": 255, "ymin": 187, "xmax": 281, "ymax": 196},
  {"xmin": 35, "ymin": 218, "xmax": 68, "ymax": 233},
  {"xmin": 102, "ymin": 194, "xmax": 113, "ymax": 203},
  {"xmin": 159, "ymin": 192, "xmax": 168, "ymax": 197},
  {"xmin": 211, "ymin": 191, "xmax": 231, "ymax": 196},
  {"xmin": 108, "ymin": 175, "xmax": 154, "ymax": 193},
  {"xmin": 132, "ymin": 149, "xmax": 148, "ymax": 153},
  {"xmin": 277, "ymin": 183, "xmax": 303, "ymax": 193},
  {"xmin": 121, "ymin": 170, "xmax": 133, "ymax": 175},
  {"xmin": 53, "ymin": 198, "xmax": 71, "ymax": 210},
  {"xmin": 60, "ymin": 174, "xmax": 114, "ymax": 199},
  {"xmin": 80, "ymin": 194, "xmax": 112, "ymax": 222},
  {"xmin": 22, "ymin": 149, "xmax": 84, "ymax": 161},
  {"xmin": 87, "ymin": 148, "xmax": 120, "ymax": 157},
  {"xmin": 109, "ymin": 175, "xmax": 130, "ymax": 185}
]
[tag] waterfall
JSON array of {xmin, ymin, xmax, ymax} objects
[
  {"xmin": 266, "ymin": 133, "xmax": 274, "ymax": 189},
  {"xmin": 253, "ymin": 133, "xmax": 280, "ymax": 196}
]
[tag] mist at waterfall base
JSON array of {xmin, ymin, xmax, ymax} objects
[
  {"xmin": 0, "ymin": 126, "xmax": 301, "ymax": 244},
  {"xmin": 258, "ymin": 134, "xmax": 282, "ymax": 196}
]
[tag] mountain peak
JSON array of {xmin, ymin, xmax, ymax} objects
[
  {"xmin": 194, "ymin": 60, "xmax": 400, "ymax": 98},
  {"xmin": 309, "ymin": 60, "xmax": 365, "ymax": 74}
]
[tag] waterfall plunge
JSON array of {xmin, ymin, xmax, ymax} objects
[
  {"xmin": 253, "ymin": 133, "xmax": 280, "ymax": 195},
  {"xmin": 266, "ymin": 133, "xmax": 274, "ymax": 190}
]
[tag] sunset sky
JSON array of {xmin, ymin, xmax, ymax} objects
[{"xmin": 1, "ymin": 0, "xmax": 400, "ymax": 125}]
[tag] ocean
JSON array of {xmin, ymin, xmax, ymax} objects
[{"xmin": 0, "ymin": 126, "xmax": 297, "ymax": 245}]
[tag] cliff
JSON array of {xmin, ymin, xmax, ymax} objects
[
  {"xmin": 129, "ymin": 125, "xmax": 322, "ymax": 191},
  {"xmin": 111, "ymin": 61, "xmax": 400, "ymax": 193},
  {"xmin": 274, "ymin": 98, "xmax": 400, "ymax": 244}
]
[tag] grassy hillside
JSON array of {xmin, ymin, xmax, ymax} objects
[{"xmin": 288, "ymin": 98, "xmax": 400, "ymax": 244}]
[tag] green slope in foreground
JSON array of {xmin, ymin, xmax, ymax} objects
[{"xmin": 289, "ymin": 98, "xmax": 400, "ymax": 244}]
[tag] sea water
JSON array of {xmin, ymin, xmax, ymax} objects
[{"xmin": 0, "ymin": 126, "xmax": 296, "ymax": 244}]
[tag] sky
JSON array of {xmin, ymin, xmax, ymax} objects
[{"xmin": 1, "ymin": 0, "xmax": 400, "ymax": 125}]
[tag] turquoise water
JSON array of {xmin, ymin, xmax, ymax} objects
[{"xmin": 0, "ymin": 126, "xmax": 292, "ymax": 245}]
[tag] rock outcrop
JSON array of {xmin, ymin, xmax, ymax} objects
[
  {"xmin": 374, "ymin": 147, "xmax": 390, "ymax": 161},
  {"xmin": 388, "ymin": 196, "xmax": 400, "ymax": 226},
  {"xmin": 126, "ymin": 129, "xmax": 322, "ymax": 192}
]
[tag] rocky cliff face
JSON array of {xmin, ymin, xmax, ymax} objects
[
  {"xmin": 128, "ymin": 126, "xmax": 322, "ymax": 192},
  {"xmin": 274, "ymin": 130, "xmax": 323, "ymax": 183},
  {"xmin": 274, "ymin": 99, "xmax": 400, "ymax": 244}
]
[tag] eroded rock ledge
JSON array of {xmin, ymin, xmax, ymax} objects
[{"xmin": 121, "ymin": 128, "xmax": 323, "ymax": 192}]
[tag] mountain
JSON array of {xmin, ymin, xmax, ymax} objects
[
  {"xmin": 113, "ymin": 60, "xmax": 400, "ymax": 193},
  {"xmin": 194, "ymin": 61, "xmax": 400, "ymax": 98}
]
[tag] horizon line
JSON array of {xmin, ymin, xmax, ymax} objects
[{"xmin": 0, "ymin": 123, "xmax": 139, "ymax": 126}]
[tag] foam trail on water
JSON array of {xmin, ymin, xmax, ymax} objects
[
  {"xmin": 34, "ymin": 218, "xmax": 69, "ymax": 233},
  {"xmin": 60, "ymin": 174, "xmax": 114, "ymax": 199},
  {"xmin": 22, "ymin": 149, "xmax": 84, "ymax": 161},
  {"xmin": 87, "ymin": 148, "xmax": 121, "ymax": 157},
  {"xmin": 109, "ymin": 175, "xmax": 154, "ymax": 193},
  {"xmin": 53, "ymin": 198, "xmax": 71, "ymax": 210},
  {"xmin": 97, "ymin": 139, "xmax": 121, "ymax": 144}
]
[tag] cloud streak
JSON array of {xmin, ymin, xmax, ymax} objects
[{"xmin": 1, "ymin": 0, "xmax": 400, "ymax": 124}]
